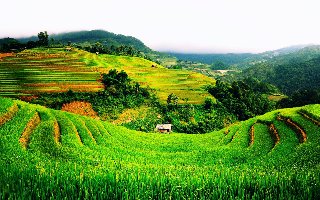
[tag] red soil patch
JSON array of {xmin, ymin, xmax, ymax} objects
[
  {"xmin": 20, "ymin": 95, "xmax": 38, "ymax": 102},
  {"xmin": 268, "ymin": 124, "xmax": 280, "ymax": 146},
  {"xmin": 62, "ymin": 101, "xmax": 98, "ymax": 118},
  {"xmin": 0, "ymin": 53, "xmax": 14, "ymax": 60}
]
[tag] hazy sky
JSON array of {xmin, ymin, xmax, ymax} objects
[{"xmin": 1, "ymin": 0, "xmax": 320, "ymax": 53}]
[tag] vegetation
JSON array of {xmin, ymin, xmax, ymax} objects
[
  {"xmin": 0, "ymin": 47, "xmax": 214, "ymax": 104},
  {"xmin": 207, "ymin": 79, "xmax": 276, "ymax": 120},
  {"xmin": 80, "ymin": 50, "xmax": 215, "ymax": 104},
  {"xmin": 1, "ymin": 31, "xmax": 320, "ymax": 198},
  {"xmin": 0, "ymin": 97, "xmax": 320, "ymax": 199},
  {"xmin": 31, "ymin": 69, "xmax": 150, "ymax": 120},
  {"xmin": 18, "ymin": 30, "xmax": 151, "ymax": 53},
  {"xmin": 279, "ymin": 89, "xmax": 320, "ymax": 108},
  {"xmin": 242, "ymin": 46, "xmax": 320, "ymax": 95}
]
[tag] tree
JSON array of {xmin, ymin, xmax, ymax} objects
[
  {"xmin": 167, "ymin": 93, "xmax": 179, "ymax": 110},
  {"xmin": 204, "ymin": 97, "xmax": 215, "ymax": 110},
  {"xmin": 37, "ymin": 31, "xmax": 49, "ymax": 46},
  {"xmin": 208, "ymin": 80, "xmax": 275, "ymax": 120}
]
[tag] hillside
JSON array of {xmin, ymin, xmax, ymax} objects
[
  {"xmin": 0, "ymin": 48, "xmax": 103, "ymax": 97},
  {"xmin": 0, "ymin": 97, "xmax": 320, "ymax": 199},
  {"xmin": 80, "ymin": 51, "xmax": 214, "ymax": 103},
  {"xmin": 0, "ymin": 48, "xmax": 214, "ymax": 103},
  {"xmin": 242, "ymin": 45, "xmax": 320, "ymax": 94},
  {"xmin": 18, "ymin": 30, "xmax": 151, "ymax": 53}
]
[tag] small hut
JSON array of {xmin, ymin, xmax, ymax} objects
[{"xmin": 156, "ymin": 124, "xmax": 172, "ymax": 133}]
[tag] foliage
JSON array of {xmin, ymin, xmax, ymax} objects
[
  {"xmin": 37, "ymin": 31, "xmax": 49, "ymax": 46},
  {"xmin": 166, "ymin": 93, "xmax": 179, "ymax": 109},
  {"xmin": 279, "ymin": 89, "xmax": 320, "ymax": 108},
  {"xmin": 81, "ymin": 51, "xmax": 214, "ymax": 104},
  {"xmin": 0, "ymin": 31, "xmax": 50, "ymax": 52},
  {"xmin": 208, "ymin": 79, "xmax": 275, "ymax": 120},
  {"xmin": 242, "ymin": 46, "xmax": 320, "ymax": 95},
  {"xmin": 123, "ymin": 94, "xmax": 236, "ymax": 134},
  {"xmin": 32, "ymin": 70, "xmax": 150, "ymax": 120},
  {"xmin": 0, "ymin": 38, "xmax": 24, "ymax": 52}
]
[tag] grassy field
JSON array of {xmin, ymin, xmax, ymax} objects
[
  {"xmin": 0, "ymin": 97, "xmax": 320, "ymax": 199},
  {"xmin": 0, "ymin": 48, "xmax": 214, "ymax": 104}
]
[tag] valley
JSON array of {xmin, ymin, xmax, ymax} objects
[{"xmin": 1, "ymin": 29, "xmax": 320, "ymax": 199}]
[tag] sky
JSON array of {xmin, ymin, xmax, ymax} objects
[{"xmin": 1, "ymin": 0, "xmax": 320, "ymax": 53}]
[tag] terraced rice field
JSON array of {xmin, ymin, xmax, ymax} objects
[
  {"xmin": 0, "ymin": 48, "xmax": 103, "ymax": 97},
  {"xmin": 0, "ymin": 48, "xmax": 214, "ymax": 103},
  {"xmin": 80, "ymin": 52, "xmax": 215, "ymax": 104},
  {"xmin": 0, "ymin": 97, "xmax": 320, "ymax": 199}
]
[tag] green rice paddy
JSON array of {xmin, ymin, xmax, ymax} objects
[{"xmin": 0, "ymin": 97, "xmax": 319, "ymax": 199}]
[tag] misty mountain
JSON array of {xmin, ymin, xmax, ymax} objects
[
  {"xmin": 167, "ymin": 52, "xmax": 255, "ymax": 66},
  {"xmin": 17, "ymin": 30, "xmax": 152, "ymax": 53},
  {"xmin": 167, "ymin": 44, "xmax": 315, "ymax": 69},
  {"xmin": 241, "ymin": 45, "xmax": 320, "ymax": 94}
]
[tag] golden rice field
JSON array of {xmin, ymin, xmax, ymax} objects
[
  {"xmin": 0, "ymin": 48, "xmax": 103, "ymax": 97},
  {"xmin": 78, "ymin": 51, "xmax": 215, "ymax": 104},
  {"xmin": 0, "ymin": 48, "xmax": 215, "ymax": 103}
]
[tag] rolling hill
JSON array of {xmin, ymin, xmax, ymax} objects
[
  {"xmin": 0, "ymin": 48, "xmax": 104, "ymax": 96},
  {"xmin": 242, "ymin": 45, "xmax": 320, "ymax": 94},
  {"xmin": 0, "ymin": 47, "xmax": 214, "ymax": 103},
  {"xmin": 0, "ymin": 97, "xmax": 320, "ymax": 199},
  {"xmin": 18, "ymin": 30, "xmax": 152, "ymax": 53}
]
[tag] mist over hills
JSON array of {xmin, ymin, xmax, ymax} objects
[{"xmin": 17, "ymin": 30, "xmax": 151, "ymax": 53}]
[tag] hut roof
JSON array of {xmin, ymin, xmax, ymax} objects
[{"xmin": 156, "ymin": 124, "xmax": 172, "ymax": 130}]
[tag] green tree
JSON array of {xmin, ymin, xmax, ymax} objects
[
  {"xmin": 167, "ymin": 93, "xmax": 179, "ymax": 109},
  {"xmin": 37, "ymin": 31, "xmax": 49, "ymax": 46}
]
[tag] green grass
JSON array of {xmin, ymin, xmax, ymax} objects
[{"xmin": 0, "ymin": 98, "xmax": 320, "ymax": 199}]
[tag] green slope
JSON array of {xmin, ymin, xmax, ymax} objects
[
  {"xmin": 0, "ymin": 48, "xmax": 214, "ymax": 103},
  {"xmin": 0, "ymin": 48, "xmax": 103, "ymax": 96},
  {"xmin": 242, "ymin": 45, "xmax": 320, "ymax": 94},
  {"xmin": 18, "ymin": 30, "xmax": 151, "ymax": 53},
  {"xmin": 80, "ymin": 50, "xmax": 215, "ymax": 103},
  {"xmin": 0, "ymin": 97, "xmax": 320, "ymax": 199}
]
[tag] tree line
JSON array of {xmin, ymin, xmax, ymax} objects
[{"xmin": 0, "ymin": 31, "xmax": 49, "ymax": 52}]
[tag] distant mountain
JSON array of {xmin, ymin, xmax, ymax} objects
[
  {"xmin": 167, "ymin": 45, "xmax": 315, "ymax": 69},
  {"xmin": 167, "ymin": 52, "xmax": 255, "ymax": 66},
  {"xmin": 241, "ymin": 45, "xmax": 320, "ymax": 94},
  {"xmin": 18, "ymin": 30, "xmax": 152, "ymax": 53},
  {"xmin": 266, "ymin": 44, "xmax": 314, "ymax": 55}
]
